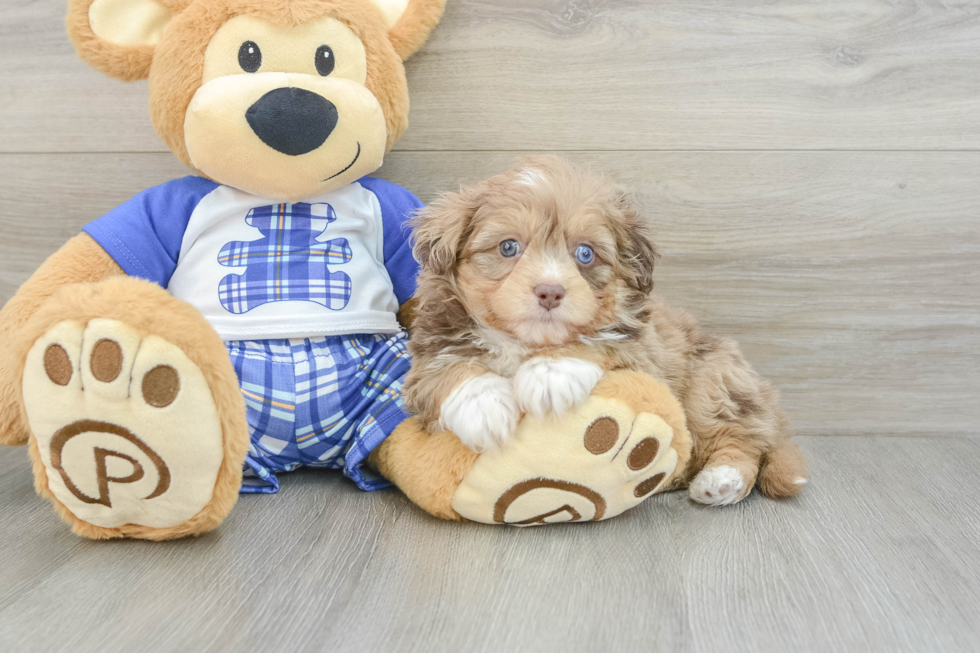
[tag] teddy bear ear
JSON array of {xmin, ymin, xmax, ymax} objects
[
  {"xmin": 367, "ymin": 0, "xmax": 446, "ymax": 60},
  {"xmin": 67, "ymin": 0, "xmax": 182, "ymax": 81}
]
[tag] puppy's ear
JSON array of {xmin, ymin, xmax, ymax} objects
[
  {"xmin": 625, "ymin": 224, "xmax": 659, "ymax": 294},
  {"xmin": 368, "ymin": 0, "xmax": 446, "ymax": 60},
  {"xmin": 67, "ymin": 0, "xmax": 181, "ymax": 81},
  {"xmin": 615, "ymin": 192, "xmax": 659, "ymax": 294},
  {"xmin": 410, "ymin": 186, "xmax": 480, "ymax": 276}
]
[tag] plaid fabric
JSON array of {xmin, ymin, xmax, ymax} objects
[
  {"xmin": 218, "ymin": 202, "xmax": 353, "ymax": 314},
  {"xmin": 227, "ymin": 331, "xmax": 411, "ymax": 493}
]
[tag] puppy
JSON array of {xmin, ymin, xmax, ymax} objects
[{"xmin": 403, "ymin": 156, "xmax": 808, "ymax": 506}]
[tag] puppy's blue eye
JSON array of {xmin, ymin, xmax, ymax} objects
[
  {"xmin": 499, "ymin": 239, "xmax": 521, "ymax": 258},
  {"xmin": 576, "ymin": 244, "xmax": 595, "ymax": 264}
]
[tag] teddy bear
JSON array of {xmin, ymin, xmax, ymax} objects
[{"xmin": 0, "ymin": 0, "xmax": 692, "ymax": 539}]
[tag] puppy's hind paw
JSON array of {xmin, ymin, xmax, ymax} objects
[
  {"xmin": 440, "ymin": 374, "xmax": 520, "ymax": 453},
  {"xmin": 689, "ymin": 465, "xmax": 748, "ymax": 506},
  {"xmin": 514, "ymin": 357, "xmax": 604, "ymax": 419}
]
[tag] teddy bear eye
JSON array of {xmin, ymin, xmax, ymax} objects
[
  {"xmin": 499, "ymin": 239, "xmax": 521, "ymax": 258},
  {"xmin": 238, "ymin": 41, "xmax": 261, "ymax": 73},
  {"xmin": 315, "ymin": 45, "xmax": 335, "ymax": 76}
]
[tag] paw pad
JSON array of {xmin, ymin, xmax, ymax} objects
[
  {"xmin": 583, "ymin": 417, "xmax": 618, "ymax": 454},
  {"xmin": 635, "ymin": 472, "xmax": 667, "ymax": 499},
  {"xmin": 142, "ymin": 365, "xmax": 180, "ymax": 408},
  {"xmin": 89, "ymin": 338, "xmax": 122, "ymax": 382},
  {"xmin": 452, "ymin": 394, "xmax": 680, "ymax": 526},
  {"xmin": 43, "ymin": 344, "xmax": 72, "ymax": 386},
  {"xmin": 626, "ymin": 437, "xmax": 660, "ymax": 472}
]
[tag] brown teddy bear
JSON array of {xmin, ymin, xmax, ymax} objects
[{"xmin": 0, "ymin": 0, "xmax": 692, "ymax": 539}]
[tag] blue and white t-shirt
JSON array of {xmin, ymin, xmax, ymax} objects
[{"xmin": 83, "ymin": 176, "xmax": 422, "ymax": 341}]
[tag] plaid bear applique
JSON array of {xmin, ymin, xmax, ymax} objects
[{"xmin": 218, "ymin": 202, "xmax": 353, "ymax": 314}]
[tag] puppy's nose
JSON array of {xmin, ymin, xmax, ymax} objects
[
  {"xmin": 246, "ymin": 88, "xmax": 338, "ymax": 156},
  {"xmin": 535, "ymin": 284, "xmax": 565, "ymax": 310}
]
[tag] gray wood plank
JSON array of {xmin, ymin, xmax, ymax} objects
[
  {"xmin": 3, "ymin": 0, "xmax": 980, "ymax": 153},
  {"xmin": 1, "ymin": 436, "xmax": 979, "ymax": 652},
  {"xmin": 2, "ymin": 151, "xmax": 977, "ymax": 437}
]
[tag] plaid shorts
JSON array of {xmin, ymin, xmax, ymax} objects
[{"xmin": 226, "ymin": 332, "xmax": 411, "ymax": 494}]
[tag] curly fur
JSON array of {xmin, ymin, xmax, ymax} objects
[{"xmin": 404, "ymin": 156, "xmax": 807, "ymax": 500}]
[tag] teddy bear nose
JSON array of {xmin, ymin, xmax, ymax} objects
[
  {"xmin": 245, "ymin": 87, "xmax": 338, "ymax": 156},
  {"xmin": 534, "ymin": 284, "xmax": 565, "ymax": 310}
]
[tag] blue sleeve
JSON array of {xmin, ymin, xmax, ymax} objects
[
  {"xmin": 82, "ymin": 176, "xmax": 219, "ymax": 288},
  {"xmin": 357, "ymin": 176, "xmax": 424, "ymax": 305}
]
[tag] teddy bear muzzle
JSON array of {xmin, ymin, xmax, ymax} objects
[{"xmin": 183, "ymin": 72, "xmax": 387, "ymax": 202}]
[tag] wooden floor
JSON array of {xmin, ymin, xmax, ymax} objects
[
  {"xmin": 1, "ymin": 0, "xmax": 979, "ymax": 650},
  {"xmin": 3, "ymin": 437, "xmax": 980, "ymax": 652}
]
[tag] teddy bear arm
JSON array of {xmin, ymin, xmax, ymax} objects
[
  {"xmin": 0, "ymin": 233, "xmax": 123, "ymax": 446},
  {"xmin": 368, "ymin": 417, "xmax": 479, "ymax": 521}
]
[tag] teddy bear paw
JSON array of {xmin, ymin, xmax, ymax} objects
[
  {"xmin": 451, "ymin": 392, "xmax": 679, "ymax": 525},
  {"xmin": 22, "ymin": 319, "xmax": 227, "ymax": 531}
]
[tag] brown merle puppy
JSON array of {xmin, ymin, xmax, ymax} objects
[{"xmin": 403, "ymin": 156, "xmax": 807, "ymax": 505}]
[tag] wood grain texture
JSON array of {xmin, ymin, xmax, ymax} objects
[
  {"xmin": 2, "ymin": 436, "xmax": 979, "ymax": 652},
  {"xmin": 3, "ymin": 0, "xmax": 980, "ymax": 152},
  {"xmin": 2, "ymin": 0, "xmax": 979, "ymax": 649},
  {"xmin": 2, "ymin": 151, "xmax": 977, "ymax": 437}
]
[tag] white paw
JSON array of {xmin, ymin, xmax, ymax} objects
[
  {"xmin": 689, "ymin": 465, "xmax": 747, "ymax": 506},
  {"xmin": 514, "ymin": 357, "xmax": 604, "ymax": 419},
  {"xmin": 440, "ymin": 374, "xmax": 520, "ymax": 453}
]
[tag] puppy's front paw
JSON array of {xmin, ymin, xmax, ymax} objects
[
  {"xmin": 440, "ymin": 374, "xmax": 520, "ymax": 453},
  {"xmin": 514, "ymin": 357, "xmax": 604, "ymax": 419}
]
